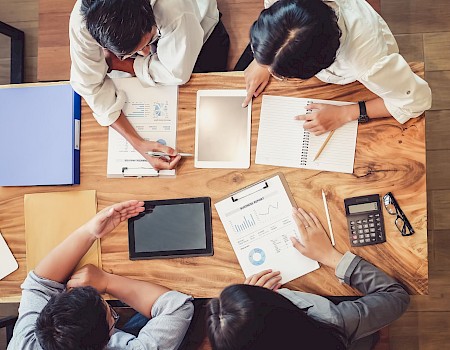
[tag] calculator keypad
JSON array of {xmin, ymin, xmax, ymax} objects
[{"xmin": 349, "ymin": 213, "xmax": 386, "ymax": 247}]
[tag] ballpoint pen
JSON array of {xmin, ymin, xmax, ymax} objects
[
  {"xmin": 313, "ymin": 130, "xmax": 335, "ymax": 161},
  {"xmin": 146, "ymin": 151, "xmax": 194, "ymax": 157}
]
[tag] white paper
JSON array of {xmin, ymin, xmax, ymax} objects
[
  {"xmin": 256, "ymin": 95, "xmax": 358, "ymax": 174},
  {"xmin": 0, "ymin": 232, "xmax": 18, "ymax": 280},
  {"xmin": 107, "ymin": 78, "xmax": 178, "ymax": 177},
  {"xmin": 215, "ymin": 175, "xmax": 319, "ymax": 284}
]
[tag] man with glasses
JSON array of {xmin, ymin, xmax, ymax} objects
[
  {"xmin": 69, "ymin": 0, "xmax": 229, "ymax": 170},
  {"xmin": 8, "ymin": 200, "xmax": 194, "ymax": 350}
]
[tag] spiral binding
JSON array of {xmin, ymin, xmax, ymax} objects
[{"xmin": 300, "ymin": 101, "xmax": 313, "ymax": 166}]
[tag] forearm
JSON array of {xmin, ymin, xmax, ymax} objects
[
  {"xmin": 105, "ymin": 273, "xmax": 170, "ymax": 317},
  {"xmin": 34, "ymin": 227, "xmax": 96, "ymax": 283},
  {"xmin": 343, "ymin": 97, "xmax": 391, "ymax": 121},
  {"xmin": 111, "ymin": 112, "xmax": 144, "ymax": 149}
]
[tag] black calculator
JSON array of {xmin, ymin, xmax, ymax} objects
[{"xmin": 344, "ymin": 194, "xmax": 386, "ymax": 247}]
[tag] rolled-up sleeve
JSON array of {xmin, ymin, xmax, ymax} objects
[
  {"xmin": 108, "ymin": 291, "xmax": 194, "ymax": 350},
  {"xmin": 69, "ymin": 4, "xmax": 125, "ymax": 126},
  {"xmin": 334, "ymin": 252, "xmax": 410, "ymax": 342},
  {"xmin": 358, "ymin": 53, "xmax": 432, "ymax": 124},
  {"xmin": 134, "ymin": 13, "xmax": 204, "ymax": 87}
]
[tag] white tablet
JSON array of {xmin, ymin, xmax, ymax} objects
[{"xmin": 195, "ymin": 90, "xmax": 251, "ymax": 168}]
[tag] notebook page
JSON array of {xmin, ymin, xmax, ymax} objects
[{"xmin": 256, "ymin": 95, "xmax": 358, "ymax": 174}]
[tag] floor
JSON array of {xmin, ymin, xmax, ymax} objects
[{"xmin": 1, "ymin": 0, "xmax": 450, "ymax": 348}]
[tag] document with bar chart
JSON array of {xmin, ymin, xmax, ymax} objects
[{"xmin": 215, "ymin": 173, "xmax": 319, "ymax": 283}]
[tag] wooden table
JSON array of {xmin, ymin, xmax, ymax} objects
[{"xmin": 0, "ymin": 65, "xmax": 427, "ymax": 301}]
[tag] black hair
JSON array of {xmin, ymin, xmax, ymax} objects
[
  {"xmin": 80, "ymin": 0, "xmax": 156, "ymax": 55},
  {"xmin": 35, "ymin": 286, "xmax": 110, "ymax": 350},
  {"xmin": 207, "ymin": 284, "xmax": 347, "ymax": 350},
  {"xmin": 250, "ymin": 0, "xmax": 341, "ymax": 79}
]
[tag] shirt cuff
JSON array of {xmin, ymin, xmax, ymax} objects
[
  {"xmin": 384, "ymin": 102, "xmax": 415, "ymax": 124},
  {"xmin": 134, "ymin": 56, "xmax": 156, "ymax": 88},
  {"xmin": 92, "ymin": 89, "xmax": 126, "ymax": 126},
  {"xmin": 335, "ymin": 251, "xmax": 362, "ymax": 285}
]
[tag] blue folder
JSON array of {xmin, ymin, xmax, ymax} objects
[{"xmin": 0, "ymin": 83, "xmax": 81, "ymax": 186}]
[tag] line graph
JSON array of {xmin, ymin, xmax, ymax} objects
[{"xmin": 258, "ymin": 202, "xmax": 279, "ymax": 216}]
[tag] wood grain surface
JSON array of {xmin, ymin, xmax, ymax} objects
[{"xmin": 0, "ymin": 63, "xmax": 427, "ymax": 301}]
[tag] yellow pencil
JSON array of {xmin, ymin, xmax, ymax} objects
[{"xmin": 313, "ymin": 130, "xmax": 335, "ymax": 161}]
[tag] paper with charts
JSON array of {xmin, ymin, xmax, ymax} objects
[
  {"xmin": 256, "ymin": 95, "xmax": 358, "ymax": 174},
  {"xmin": 108, "ymin": 77, "xmax": 178, "ymax": 177},
  {"xmin": 215, "ymin": 174, "xmax": 319, "ymax": 283}
]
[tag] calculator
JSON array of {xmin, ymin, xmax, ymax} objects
[{"xmin": 344, "ymin": 194, "xmax": 386, "ymax": 247}]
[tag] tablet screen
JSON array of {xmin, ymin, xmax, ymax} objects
[
  {"xmin": 134, "ymin": 203, "xmax": 206, "ymax": 252},
  {"xmin": 128, "ymin": 197, "xmax": 213, "ymax": 259},
  {"xmin": 195, "ymin": 90, "xmax": 251, "ymax": 168}
]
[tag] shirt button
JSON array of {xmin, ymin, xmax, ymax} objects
[{"xmin": 406, "ymin": 90, "xmax": 411, "ymax": 94}]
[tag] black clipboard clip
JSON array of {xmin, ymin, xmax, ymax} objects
[
  {"xmin": 231, "ymin": 181, "xmax": 269, "ymax": 202},
  {"xmin": 121, "ymin": 167, "xmax": 159, "ymax": 178}
]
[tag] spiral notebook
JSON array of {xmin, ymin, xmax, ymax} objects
[{"xmin": 256, "ymin": 95, "xmax": 358, "ymax": 174}]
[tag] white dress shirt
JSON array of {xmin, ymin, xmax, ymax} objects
[
  {"xmin": 69, "ymin": 0, "xmax": 219, "ymax": 126},
  {"xmin": 264, "ymin": 0, "xmax": 432, "ymax": 124}
]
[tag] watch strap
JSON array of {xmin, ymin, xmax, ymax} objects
[{"xmin": 358, "ymin": 101, "xmax": 369, "ymax": 123}]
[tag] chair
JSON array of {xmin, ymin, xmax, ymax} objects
[{"xmin": 0, "ymin": 21, "xmax": 24, "ymax": 84}]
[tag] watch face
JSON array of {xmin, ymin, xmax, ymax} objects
[{"xmin": 358, "ymin": 115, "xmax": 369, "ymax": 123}]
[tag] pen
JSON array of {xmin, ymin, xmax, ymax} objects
[
  {"xmin": 313, "ymin": 130, "xmax": 335, "ymax": 161},
  {"xmin": 322, "ymin": 190, "xmax": 335, "ymax": 246},
  {"xmin": 146, "ymin": 151, "xmax": 193, "ymax": 157}
]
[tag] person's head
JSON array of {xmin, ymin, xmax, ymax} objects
[
  {"xmin": 35, "ymin": 286, "xmax": 114, "ymax": 350},
  {"xmin": 206, "ymin": 284, "xmax": 346, "ymax": 350},
  {"xmin": 80, "ymin": 0, "xmax": 156, "ymax": 59},
  {"xmin": 250, "ymin": 0, "xmax": 341, "ymax": 80}
]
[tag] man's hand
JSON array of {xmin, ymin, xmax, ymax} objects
[
  {"xmin": 242, "ymin": 59, "xmax": 271, "ymax": 107},
  {"xmin": 290, "ymin": 207, "xmax": 343, "ymax": 269},
  {"xmin": 295, "ymin": 103, "xmax": 358, "ymax": 135},
  {"xmin": 67, "ymin": 264, "xmax": 110, "ymax": 293},
  {"xmin": 135, "ymin": 140, "xmax": 182, "ymax": 170},
  {"xmin": 244, "ymin": 269, "xmax": 282, "ymax": 291},
  {"xmin": 103, "ymin": 48, "xmax": 135, "ymax": 75},
  {"xmin": 82, "ymin": 200, "xmax": 145, "ymax": 239}
]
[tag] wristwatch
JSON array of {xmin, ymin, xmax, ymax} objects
[{"xmin": 358, "ymin": 101, "xmax": 369, "ymax": 123}]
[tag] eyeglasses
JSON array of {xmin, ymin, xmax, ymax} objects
[
  {"xmin": 117, "ymin": 27, "xmax": 161, "ymax": 61},
  {"xmin": 383, "ymin": 192, "xmax": 414, "ymax": 236},
  {"xmin": 105, "ymin": 301, "xmax": 120, "ymax": 332}
]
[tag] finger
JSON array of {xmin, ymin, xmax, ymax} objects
[
  {"xmin": 310, "ymin": 212, "xmax": 326, "ymax": 231},
  {"xmin": 66, "ymin": 277, "xmax": 82, "ymax": 289},
  {"xmin": 297, "ymin": 207, "xmax": 315, "ymax": 228},
  {"xmin": 167, "ymin": 155, "xmax": 182, "ymax": 169},
  {"xmin": 303, "ymin": 120, "xmax": 318, "ymax": 129},
  {"xmin": 150, "ymin": 157, "xmax": 170, "ymax": 170},
  {"xmin": 261, "ymin": 274, "xmax": 282, "ymax": 289},
  {"xmin": 273, "ymin": 283, "xmax": 282, "ymax": 291},
  {"xmin": 254, "ymin": 79, "xmax": 269, "ymax": 97},
  {"xmin": 290, "ymin": 236, "xmax": 306, "ymax": 253},
  {"xmin": 254, "ymin": 271, "xmax": 281, "ymax": 287},
  {"xmin": 294, "ymin": 114, "xmax": 311, "ymax": 121},
  {"xmin": 306, "ymin": 103, "xmax": 322, "ymax": 110},
  {"xmin": 292, "ymin": 207, "xmax": 310, "ymax": 229},
  {"xmin": 248, "ymin": 269, "xmax": 272, "ymax": 285},
  {"xmin": 312, "ymin": 129, "xmax": 326, "ymax": 136},
  {"xmin": 242, "ymin": 86, "xmax": 256, "ymax": 107},
  {"xmin": 153, "ymin": 143, "xmax": 177, "ymax": 156}
]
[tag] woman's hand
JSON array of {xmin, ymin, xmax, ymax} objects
[
  {"xmin": 291, "ymin": 207, "xmax": 343, "ymax": 269},
  {"xmin": 82, "ymin": 200, "xmax": 145, "ymax": 239},
  {"xmin": 295, "ymin": 103, "xmax": 358, "ymax": 135},
  {"xmin": 244, "ymin": 269, "xmax": 282, "ymax": 291},
  {"xmin": 242, "ymin": 59, "xmax": 271, "ymax": 107},
  {"xmin": 67, "ymin": 264, "xmax": 110, "ymax": 293}
]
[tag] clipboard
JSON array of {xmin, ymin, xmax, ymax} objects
[
  {"xmin": 215, "ymin": 172, "xmax": 319, "ymax": 284},
  {"xmin": 221, "ymin": 172, "xmax": 296, "ymax": 206}
]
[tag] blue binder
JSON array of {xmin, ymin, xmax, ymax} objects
[{"xmin": 0, "ymin": 83, "xmax": 81, "ymax": 186}]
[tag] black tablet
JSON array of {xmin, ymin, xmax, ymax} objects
[{"xmin": 128, "ymin": 197, "xmax": 213, "ymax": 260}]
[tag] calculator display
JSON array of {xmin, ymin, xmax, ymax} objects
[{"xmin": 348, "ymin": 202, "xmax": 378, "ymax": 214}]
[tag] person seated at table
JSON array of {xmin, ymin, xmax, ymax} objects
[
  {"xmin": 238, "ymin": 0, "xmax": 432, "ymax": 135},
  {"xmin": 69, "ymin": 0, "xmax": 229, "ymax": 170},
  {"xmin": 8, "ymin": 200, "xmax": 194, "ymax": 350},
  {"xmin": 206, "ymin": 207, "xmax": 410, "ymax": 349}
]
